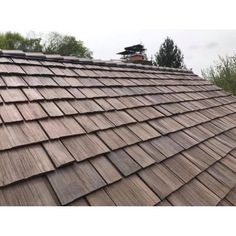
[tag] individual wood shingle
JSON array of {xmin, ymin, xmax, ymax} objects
[
  {"xmin": 138, "ymin": 164, "xmax": 183, "ymax": 199},
  {"xmin": 197, "ymin": 172, "xmax": 230, "ymax": 199},
  {"xmin": 70, "ymin": 100, "xmax": 103, "ymax": 113},
  {"xmin": 86, "ymin": 189, "xmax": 115, "ymax": 206},
  {"xmin": 89, "ymin": 113, "xmax": 114, "ymax": 130},
  {"xmin": 105, "ymin": 111, "xmax": 136, "ymax": 126},
  {"xmin": 40, "ymin": 117, "xmax": 85, "ymax": 139},
  {"xmin": 0, "ymin": 121, "xmax": 48, "ymax": 150},
  {"xmin": 62, "ymin": 134, "xmax": 109, "ymax": 161},
  {"xmin": 67, "ymin": 88, "xmax": 86, "ymax": 98},
  {"xmin": 128, "ymin": 122, "xmax": 161, "ymax": 141},
  {"xmin": 105, "ymin": 175, "xmax": 160, "ymax": 206},
  {"xmin": 127, "ymin": 108, "xmax": 149, "ymax": 122},
  {"xmin": 95, "ymin": 98, "xmax": 115, "ymax": 111},
  {"xmin": 41, "ymin": 101, "xmax": 63, "ymax": 117},
  {"xmin": 0, "ymin": 104, "xmax": 23, "ymax": 123},
  {"xmin": 207, "ymin": 162, "xmax": 236, "ymax": 188},
  {"xmin": 107, "ymin": 149, "xmax": 141, "ymax": 176},
  {"xmin": 125, "ymin": 145, "xmax": 155, "ymax": 168},
  {"xmin": 47, "ymin": 162, "xmax": 106, "ymax": 205},
  {"xmin": 55, "ymin": 101, "xmax": 77, "ymax": 115},
  {"xmin": 220, "ymin": 154, "xmax": 236, "ymax": 172},
  {"xmin": 149, "ymin": 117, "xmax": 184, "ymax": 134},
  {"xmin": 0, "ymin": 64, "xmax": 25, "ymax": 74},
  {"xmin": 139, "ymin": 142, "xmax": 166, "ymax": 162},
  {"xmin": 183, "ymin": 146, "xmax": 216, "ymax": 170},
  {"xmin": 2, "ymin": 75, "xmax": 27, "ymax": 87},
  {"xmin": 169, "ymin": 131, "xmax": 198, "ymax": 149},
  {"xmin": 23, "ymin": 88, "xmax": 44, "ymax": 101},
  {"xmin": 1, "ymin": 88, "xmax": 27, "ymax": 103},
  {"xmin": 22, "ymin": 65, "xmax": 53, "ymax": 75},
  {"xmin": 114, "ymin": 126, "xmax": 141, "ymax": 145},
  {"xmin": 0, "ymin": 145, "xmax": 54, "ymax": 186},
  {"xmin": 98, "ymin": 129, "xmax": 126, "ymax": 150},
  {"xmin": 75, "ymin": 115, "xmax": 99, "ymax": 132},
  {"xmin": 39, "ymin": 88, "xmax": 73, "ymax": 100},
  {"xmin": 17, "ymin": 103, "xmax": 47, "ymax": 120},
  {"xmin": 90, "ymin": 155, "xmax": 122, "ymax": 184},
  {"xmin": 23, "ymin": 76, "xmax": 57, "ymax": 86},
  {"xmin": 43, "ymin": 140, "xmax": 75, "ymax": 167},
  {"xmin": 151, "ymin": 136, "xmax": 184, "ymax": 158},
  {"xmin": 0, "ymin": 177, "xmax": 59, "ymax": 206},
  {"xmin": 163, "ymin": 154, "xmax": 201, "ymax": 183},
  {"xmin": 168, "ymin": 179, "xmax": 220, "ymax": 206}
]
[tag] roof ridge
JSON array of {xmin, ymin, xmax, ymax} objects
[{"xmin": 0, "ymin": 49, "xmax": 193, "ymax": 74}]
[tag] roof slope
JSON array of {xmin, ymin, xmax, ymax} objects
[{"xmin": 0, "ymin": 50, "xmax": 236, "ymax": 206}]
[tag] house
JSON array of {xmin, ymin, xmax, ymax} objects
[{"xmin": 0, "ymin": 49, "xmax": 235, "ymax": 206}]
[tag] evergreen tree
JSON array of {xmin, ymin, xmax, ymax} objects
[{"xmin": 154, "ymin": 37, "xmax": 184, "ymax": 68}]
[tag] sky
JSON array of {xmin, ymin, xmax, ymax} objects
[{"xmin": 0, "ymin": 0, "xmax": 236, "ymax": 75}]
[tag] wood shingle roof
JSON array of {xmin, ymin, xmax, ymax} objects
[{"xmin": 0, "ymin": 49, "xmax": 236, "ymax": 206}]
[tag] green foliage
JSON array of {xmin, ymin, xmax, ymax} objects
[
  {"xmin": 0, "ymin": 31, "xmax": 92, "ymax": 58},
  {"xmin": 154, "ymin": 37, "xmax": 184, "ymax": 68},
  {"xmin": 202, "ymin": 55, "xmax": 236, "ymax": 95},
  {"xmin": 44, "ymin": 32, "xmax": 92, "ymax": 58},
  {"xmin": 0, "ymin": 32, "xmax": 42, "ymax": 52}
]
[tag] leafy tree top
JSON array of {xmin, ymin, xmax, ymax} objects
[
  {"xmin": 154, "ymin": 37, "xmax": 184, "ymax": 68},
  {"xmin": 0, "ymin": 31, "xmax": 92, "ymax": 58},
  {"xmin": 202, "ymin": 55, "xmax": 236, "ymax": 95}
]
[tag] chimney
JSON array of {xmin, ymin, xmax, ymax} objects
[
  {"xmin": 130, "ymin": 53, "xmax": 144, "ymax": 63},
  {"xmin": 117, "ymin": 44, "xmax": 152, "ymax": 65}
]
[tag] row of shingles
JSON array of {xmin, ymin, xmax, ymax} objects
[
  {"xmin": 0, "ymin": 56, "xmax": 194, "ymax": 82},
  {"xmin": 68, "ymin": 100, "xmax": 236, "ymax": 205}
]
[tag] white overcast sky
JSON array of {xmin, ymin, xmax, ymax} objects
[{"xmin": 1, "ymin": 0, "xmax": 236, "ymax": 75}]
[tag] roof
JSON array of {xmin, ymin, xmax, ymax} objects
[{"xmin": 0, "ymin": 50, "xmax": 235, "ymax": 206}]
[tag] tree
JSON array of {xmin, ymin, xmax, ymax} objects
[
  {"xmin": 154, "ymin": 37, "xmax": 184, "ymax": 68},
  {"xmin": 0, "ymin": 32, "xmax": 42, "ymax": 52},
  {"xmin": 44, "ymin": 32, "xmax": 92, "ymax": 58},
  {"xmin": 202, "ymin": 55, "xmax": 236, "ymax": 95},
  {"xmin": 0, "ymin": 31, "xmax": 92, "ymax": 58}
]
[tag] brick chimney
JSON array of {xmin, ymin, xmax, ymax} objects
[{"xmin": 130, "ymin": 53, "xmax": 144, "ymax": 63}]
